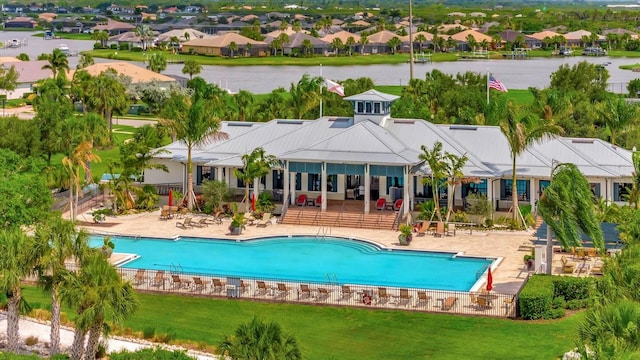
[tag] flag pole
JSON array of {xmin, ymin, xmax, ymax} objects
[
  {"xmin": 319, "ymin": 64, "xmax": 323, "ymax": 117},
  {"xmin": 486, "ymin": 70, "xmax": 490, "ymax": 105}
]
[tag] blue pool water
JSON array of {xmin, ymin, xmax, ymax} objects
[{"xmin": 90, "ymin": 236, "xmax": 492, "ymax": 291}]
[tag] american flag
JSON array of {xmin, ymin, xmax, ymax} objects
[{"xmin": 488, "ymin": 74, "xmax": 508, "ymax": 92}]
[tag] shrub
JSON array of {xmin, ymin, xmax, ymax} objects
[
  {"xmin": 110, "ymin": 43, "xmax": 118, "ymax": 49},
  {"xmin": 155, "ymin": 331, "xmax": 177, "ymax": 344},
  {"xmin": 109, "ymin": 348, "xmax": 196, "ymax": 360},
  {"xmin": 552, "ymin": 276, "xmax": 592, "ymax": 302},
  {"xmin": 119, "ymin": 43, "xmax": 130, "ymax": 50},
  {"xmin": 24, "ymin": 336, "xmax": 38, "ymax": 346},
  {"xmin": 566, "ymin": 299, "xmax": 584, "ymax": 310},
  {"xmin": 131, "ymin": 47, "xmax": 143, "ymax": 52},
  {"xmin": 552, "ymin": 296, "xmax": 566, "ymax": 310},
  {"xmin": 142, "ymin": 326, "xmax": 156, "ymax": 339},
  {"xmin": 519, "ymin": 275, "xmax": 554, "ymax": 320},
  {"xmin": 93, "ymin": 42, "xmax": 103, "ymax": 50}
]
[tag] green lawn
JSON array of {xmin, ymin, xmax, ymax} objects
[
  {"xmin": 22, "ymin": 286, "xmax": 581, "ymax": 359},
  {"xmin": 31, "ymin": 32, "xmax": 93, "ymax": 40}
]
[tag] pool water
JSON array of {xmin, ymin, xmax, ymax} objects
[{"xmin": 90, "ymin": 236, "xmax": 492, "ymax": 291}]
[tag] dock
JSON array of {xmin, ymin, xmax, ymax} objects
[{"xmin": 407, "ymin": 53, "xmax": 432, "ymax": 64}]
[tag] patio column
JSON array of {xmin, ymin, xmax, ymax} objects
[
  {"xmin": 408, "ymin": 173, "xmax": 414, "ymax": 210},
  {"xmin": 224, "ymin": 167, "xmax": 230, "ymax": 186},
  {"xmin": 530, "ymin": 178, "xmax": 537, "ymax": 213},
  {"xmin": 403, "ymin": 165, "xmax": 410, "ymax": 216},
  {"xmin": 364, "ymin": 164, "xmax": 371, "ymax": 214},
  {"xmin": 486, "ymin": 178, "xmax": 494, "ymax": 213},
  {"xmin": 321, "ymin": 162, "xmax": 327, "ymax": 211},
  {"xmin": 289, "ymin": 171, "xmax": 296, "ymax": 206},
  {"xmin": 216, "ymin": 167, "xmax": 223, "ymax": 183},
  {"xmin": 283, "ymin": 162, "xmax": 290, "ymax": 206}
]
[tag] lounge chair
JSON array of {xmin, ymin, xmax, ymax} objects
[
  {"xmin": 446, "ymin": 223, "xmax": 456, "ymax": 237},
  {"xmin": 133, "ymin": 269, "xmax": 146, "ymax": 286},
  {"xmin": 193, "ymin": 218, "xmax": 209, "ymax": 227},
  {"xmin": 415, "ymin": 222, "xmax": 430, "ymax": 237},
  {"xmin": 256, "ymin": 213, "xmax": 273, "ymax": 227},
  {"xmin": 395, "ymin": 288, "xmax": 412, "ymax": 307},
  {"xmin": 434, "ymin": 221, "xmax": 445, "ymax": 237},
  {"xmin": 313, "ymin": 195, "xmax": 322, "ymax": 207},
  {"xmin": 442, "ymin": 296, "xmax": 458, "ymax": 311},
  {"xmin": 176, "ymin": 217, "xmax": 193, "ymax": 229},
  {"xmin": 415, "ymin": 291, "xmax": 431, "ymax": 308},
  {"xmin": 160, "ymin": 209, "xmax": 170, "ymax": 220},
  {"xmin": 209, "ymin": 211, "xmax": 224, "ymax": 225},
  {"xmin": 591, "ymin": 262, "xmax": 604, "ymax": 276},
  {"xmin": 377, "ymin": 287, "xmax": 391, "ymax": 305},
  {"xmin": 212, "ymin": 278, "xmax": 226, "ymax": 294},
  {"xmin": 385, "ymin": 199, "xmax": 403, "ymax": 211},
  {"xmin": 171, "ymin": 274, "xmax": 190, "ymax": 289},
  {"xmin": 296, "ymin": 194, "xmax": 307, "ymax": 206},
  {"xmin": 561, "ymin": 256, "xmax": 577, "ymax": 274},
  {"xmin": 177, "ymin": 207, "xmax": 189, "ymax": 219},
  {"xmin": 150, "ymin": 271, "xmax": 165, "ymax": 288},
  {"xmin": 299, "ymin": 284, "xmax": 312, "ymax": 300},
  {"xmin": 315, "ymin": 287, "xmax": 331, "ymax": 302},
  {"xmin": 375, "ymin": 198, "xmax": 387, "ymax": 211},
  {"xmin": 255, "ymin": 281, "xmax": 269, "ymax": 296},
  {"xmin": 244, "ymin": 212, "xmax": 256, "ymax": 225},
  {"xmin": 339, "ymin": 285, "xmax": 354, "ymax": 301},
  {"xmin": 192, "ymin": 277, "xmax": 207, "ymax": 292},
  {"xmin": 274, "ymin": 283, "xmax": 290, "ymax": 299},
  {"xmin": 239, "ymin": 280, "xmax": 250, "ymax": 294}
]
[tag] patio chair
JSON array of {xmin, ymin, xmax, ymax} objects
[
  {"xmin": 442, "ymin": 296, "xmax": 458, "ymax": 311},
  {"xmin": 446, "ymin": 223, "xmax": 456, "ymax": 237},
  {"xmin": 339, "ymin": 285, "xmax": 354, "ymax": 301},
  {"xmin": 176, "ymin": 217, "xmax": 193, "ymax": 229},
  {"xmin": 315, "ymin": 287, "xmax": 331, "ymax": 302},
  {"xmin": 150, "ymin": 271, "xmax": 165, "ymax": 288},
  {"xmin": 194, "ymin": 218, "xmax": 209, "ymax": 227},
  {"xmin": 375, "ymin": 198, "xmax": 387, "ymax": 211},
  {"xmin": 395, "ymin": 288, "xmax": 412, "ymax": 307},
  {"xmin": 160, "ymin": 209, "xmax": 170, "ymax": 220},
  {"xmin": 313, "ymin": 195, "xmax": 322, "ymax": 207},
  {"xmin": 377, "ymin": 287, "xmax": 391, "ymax": 305},
  {"xmin": 561, "ymin": 256, "xmax": 577, "ymax": 274},
  {"xmin": 469, "ymin": 293, "xmax": 479, "ymax": 308},
  {"xmin": 299, "ymin": 284, "xmax": 312, "ymax": 300},
  {"xmin": 133, "ymin": 269, "xmax": 146, "ymax": 286},
  {"xmin": 244, "ymin": 212, "xmax": 256, "ymax": 225},
  {"xmin": 256, "ymin": 213, "xmax": 273, "ymax": 227},
  {"xmin": 414, "ymin": 291, "xmax": 431, "ymax": 308},
  {"xmin": 385, "ymin": 199, "xmax": 403, "ymax": 211},
  {"xmin": 209, "ymin": 211, "xmax": 224, "ymax": 225},
  {"xmin": 274, "ymin": 283, "xmax": 290, "ymax": 299},
  {"xmin": 177, "ymin": 207, "xmax": 189, "ymax": 219},
  {"xmin": 212, "ymin": 278, "xmax": 226, "ymax": 294},
  {"xmin": 255, "ymin": 281, "xmax": 269, "ymax": 296},
  {"xmin": 591, "ymin": 262, "xmax": 604, "ymax": 276},
  {"xmin": 415, "ymin": 222, "xmax": 430, "ymax": 237},
  {"xmin": 171, "ymin": 275, "xmax": 190, "ymax": 289},
  {"xmin": 296, "ymin": 194, "xmax": 307, "ymax": 207},
  {"xmin": 239, "ymin": 280, "xmax": 250, "ymax": 295},
  {"xmin": 192, "ymin": 277, "xmax": 207, "ymax": 292},
  {"xmin": 433, "ymin": 221, "xmax": 445, "ymax": 237}
]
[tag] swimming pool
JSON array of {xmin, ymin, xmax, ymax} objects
[{"xmin": 90, "ymin": 236, "xmax": 493, "ymax": 291}]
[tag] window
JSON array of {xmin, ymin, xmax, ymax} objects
[
  {"xmin": 308, "ymin": 174, "xmax": 321, "ymax": 191},
  {"xmin": 462, "ymin": 179, "xmax": 488, "ymax": 197},
  {"xmin": 196, "ymin": 166, "xmax": 214, "ymax": 185},
  {"xmin": 295, "ymin": 173, "xmax": 301, "ymax": 191},
  {"xmin": 501, "ymin": 179, "xmax": 530, "ymax": 201},
  {"xmin": 590, "ymin": 183, "xmax": 601, "ymax": 198},
  {"xmin": 236, "ymin": 170, "xmax": 245, "ymax": 188},
  {"xmin": 614, "ymin": 182, "xmax": 631, "ymax": 201},
  {"xmin": 386, "ymin": 176, "xmax": 404, "ymax": 195},
  {"xmin": 357, "ymin": 102, "xmax": 364, "ymax": 113},
  {"xmin": 365, "ymin": 102, "xmax": 372, "ymax": 113},
  {"xmin": 539, "ymin": 180, "xmax": 550, "ymax": 198},
  {"xmin": 272, "ymin": 170, "xmax": 283, "ymax": 190},
  {"xmin": 374, "ymin": 102, "xmax": 381, "ymax": 113}
]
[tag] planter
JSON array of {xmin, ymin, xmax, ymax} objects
[
  {"xmin": 229, "ymin": 226, "xmax": 243, "ymax": 235},
  {"xmin": 102, "ymin": 247, "xmax": 113, "ymax": 259},
  {"xmin": 398, "ymin": 234, "xmax": 412, "ymax": 246}
]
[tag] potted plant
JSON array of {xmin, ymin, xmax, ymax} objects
[
  {"xmin": 102, "ymin": 236, "xmax": 115, "ymax": 258},
  {"xmin": 398, "ymin": 224, "xmax": 413, "ymax": 245},
  {"xmin": 228, "ymin": 213, "xmax": 247, "ymax": 235},
  {"xmin": 524, "ymin": 250, "xmax": 535, "ymax": 271}
]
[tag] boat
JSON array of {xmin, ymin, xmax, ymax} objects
[
  {"xmin": 58, "ymin": 44, "xmax": 70, "ymax": 54},
  {"xmin": 9, "ymin": 39, "xmax": 20, "ymax": 48}
]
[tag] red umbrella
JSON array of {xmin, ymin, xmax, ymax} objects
[
  {"xmin": 486, "ymin": 267, "xmax": 493, "ymax": 292},
  {"xmin": 168, "ymin": 189, "xmax": 173, "ymax": 206},
  {"xmin": 251, "ymin": 193, "xmax": 256, "ymax": 211}
]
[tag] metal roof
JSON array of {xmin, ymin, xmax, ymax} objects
[{"xmin": 343, "ymin": 89, "xmax": 400, "ymax": 102}]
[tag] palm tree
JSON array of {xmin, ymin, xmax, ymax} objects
[
  {"xmin": 598, "ymin": 96, "xmax": 639, "ymax": 146},
  {"xmin": 233, "ymin": 90, "xmax": 255, "ymax": 121},
  {"xmin": 301, "ymin": 39, "xmax": 313, "ymax": 56},
  {"xmin": 86, "ymin": 71, "xmax": 129, "ymax": 136},
  {"xmin": 415, "ymin": 33, "xmax": 427, "ymax": 53},
  {"xmin": 434, "ymin": 34, "xmax": 445, "ymax": 52},
  {"xmin": 160, "ymin": 91, "xmax": 229, "ymax": 210},
  {"xmin": 418, "ymin": 142, "xmax": 449, "ymax": 222},
  {"xmin": 346, "ymin": 36, "xmax": 356, "ymax": 56},
  {"xmin": 61, "ymin": 251, "xmax": 138, "ymax": 360},
  {"xmin": 387, "ymin": 36, "xmax": 402, "ymax": 54},
  {"xmin": 359, "ymin": 34, "xmax": 369, "ymax": 55},
  {"xmin": 182, "ymin": 59, "xmax": 202, "ymax": 79},
  {"xmin": 91, "ymin": 30, "xmax": 108, "ymax": 48},
  {"xmin": 498, "ymin": 101, "xmax": 563, "ymax": 228},
  {"xmin": 491, "ymin": 34, "xmax": 502, "ymax": 50},
  {"xmin": 77, "ymin": 53, "xmax": 94, "ymax": 69},
  {"xmin": 41, "ymin": 48, "xmax": 69, "ymax": 78},
  {"xmin": 465, "ymin": 34, "xmax": 478, "ymax": 52},
  {"xmin": 578, "ymin": 300, "xmax": 640, "ymax": 358},
  {"xmin": 147, "ymin": 53, "xmax": 167, "ymax": 73},
  {"xmin": 288, "ymin": 74, "xmax": 321, "ymax": 119},
  {"xmin": 135, "ymin": 24, "xmax": 154, "ymax": 50},
  {"xmin": 34, "ymin": 216, "xmax": 89, "ymax": 356},
  {"xmin": 228, "ymin": 41, "xmax": 238, "ymax": 58},
  {"xmin": 217, "ymin": 317, "xmax": 302, "ymax": 360},
  {"xmin": 62, "ymin": 141, "xmax": 101, "ymax": 221},
  {"xmin": 538, "ymin": 163, "xmax": 604, "ymax": 273},
  {"xmin": 233, "ymin": 147, "xmax": 280, "ymax": 211},
  {"xmin": 629, "ymin": 151, "xmax": 640, "ymax": 209},
  {"xmin": 0, "ymin": 228, "xmax": 36, "ymax": 353},
  {"xmin": 330, "ymin": 38, "xmax": 344, "ymax": 55},
  {"xmin": 444, "ymin": 152, "xmax": 469, "ymax": 222}
]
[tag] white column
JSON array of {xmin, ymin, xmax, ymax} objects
[
  {"xmin": 224, "ymin": 167, "xmax": 230, "ymax": 186},
  {"xmin": 403, "ymin": 166, "xmax": 410, "ymax": 215},
  {"xmin": 283, "ymin": 163, "xmax": 290, "ymax": 206},
  {"xmin": 216, "ymin": 167, "xmax": 223, "ymax": 182},
  {"xmin": 408, "ymin": 174, "xmax": 414, "ymax": 210},
  {"xmin": 530, "ymin": 178, "xmax": 537, "ymax": 213},
  {"xmin": 289, "ymin": 172, "xmax": 296, "ymax": 206},
  {"xmin": 486, "ymin": 178, "xmax": 494, "ymax": 214},
  {"xmin": 321, "ymin": 162, "xmax": 327, "ymax": 211},
  {"xmin": 364, "ymin": 164, "xmax": 370, "ymax": 214}
]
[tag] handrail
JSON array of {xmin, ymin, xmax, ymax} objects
[{"xmin": 475, "ymin": 265, "xmax": 489, "ymax": 280}]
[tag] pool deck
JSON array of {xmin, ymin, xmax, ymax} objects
[{"xmin": 75, "ymin": 208, "xmax": 601, "ymax": 297}]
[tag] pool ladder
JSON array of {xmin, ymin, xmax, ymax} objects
[
  {"xmin": 324, "ymin": 273, "xmax": 338, "ymax": 286},
  {"xmin": 170, "ymin": 263, "xmax": 184, "ymax": 274},
  {"xmin": 315, "ymin": 225, "xmax": 331, "ymax": 240}
]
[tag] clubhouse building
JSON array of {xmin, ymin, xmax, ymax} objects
[{"xmin": 145, "ymin": 90, "xmax": 635, "ymax": 216}]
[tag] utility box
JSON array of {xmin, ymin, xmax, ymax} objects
[{"xmin": 226, "ymin": 277, "xmax": 240, "ymax": 298}]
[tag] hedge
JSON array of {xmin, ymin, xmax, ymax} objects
[
  {"xmin": 519, "ymin": 275, "xmax": 555, "ymax": 320},
  {"xmin": 552, "ymin": 276, "xmax": 592, "ymax": 301},
  {"xmin": 109, "ymin": 348, "xmax": 196, "ymax": 360}
]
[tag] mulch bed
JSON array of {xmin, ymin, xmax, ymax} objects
[{"xmin": 77, "ymin": 221, "xmax": 119, "ymax": 227}]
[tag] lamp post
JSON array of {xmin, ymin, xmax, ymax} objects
[{"xmin": 408, "ymin": 0, "xmax": 414, "ymax": 80}]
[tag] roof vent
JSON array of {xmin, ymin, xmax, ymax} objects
[
  {"xmin": 571, "ymin": 139, "xmax": 594, "ymax": 144},
  {"xmin": 328, "ymin": 117, "xmax": 351, "ymax": 122},
  {"xmin": 276, "ymin": 120, "xmax": 304, "ymax": 124},
  {"xmin": 449, "ymin": 125, "xmax": 477, "ymax": 130},
  {"xmin": 227, "ymin": 122, "xmax": 253, "ymax": 127},
  {"xmin": 393, "ymin": 120, "xmax": 415, "ymax": 124}
]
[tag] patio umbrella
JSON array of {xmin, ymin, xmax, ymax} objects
[
  {"xmin": 486, "ymin": 267, "xmax": 493, "ymax": 292},
  {"xmin": 168, "ymin": 189, "xmax": 173, "ymax": 206},
  {"xmin": 251, "ymin": 193, "xmax": 256, "ymax": 211}
]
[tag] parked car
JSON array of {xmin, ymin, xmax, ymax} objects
[
  {"xmin": 582, "ymin": 47, "xmax": 607, "ymax": 56},
  {"xmin": 559, "ymin": 47, "xmax": 572, "ymax": 56}
]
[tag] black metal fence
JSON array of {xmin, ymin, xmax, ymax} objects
[{"xmin": 116, "ymin": 267, "xmax": 518, "ymax": 318}]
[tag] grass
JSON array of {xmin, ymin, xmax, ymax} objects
[
  {"xmin": 372, "ymin": 86, "xmax": 534, "ymax": 105},
  {"xmin": 31, "ymin": 32, "xmax": 93, "ymax": 40},
  {"xmin": 22, "ymin": 286, "xmax": 582, "ymax": 359}
]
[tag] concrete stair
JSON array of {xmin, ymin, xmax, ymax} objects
[{"xmin": 280, "ymin": 207, "xmax": 398, "ymax": 230}]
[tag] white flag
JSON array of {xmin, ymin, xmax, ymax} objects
[{"xmin": 325, "ymin": 79, "xmax": 345, "ymax": 97}]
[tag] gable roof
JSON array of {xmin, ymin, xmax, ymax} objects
[
  {"xmin": 72, "ymin": 62, "xmax": 176, "ymax": 83},
  {"xmin": 1, "ymin": 60, "xmax": 51, "ymax": 83},
  {"xmin": 365, "ymin": 30, "xmax": 402, "ymax": 44},
  {"xmin": 183, "ymin": 32, "xmax": 266, "ymax": 47},
  {"xmin": 529, "ymin": 30, "xmax": 562, "ymax": 40},
  {"xmin": 450, "ymin": 29, "xmax": 493, "ymax": 42},
  {"xmin": 321, "ymin": 30, "xmax": 360, "ymax": 43}
]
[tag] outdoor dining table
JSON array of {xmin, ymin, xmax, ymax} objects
[{"xmin": 479, "ymin": 293, "xmax": 499, "ymax": 306}]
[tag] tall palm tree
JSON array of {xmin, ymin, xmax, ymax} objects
[
  {"xmin": 598, "ymin": 96, "xmax": 639, "ymax": 146},
  {"xmin": 182, "ymin": 59, "xmax": 202, "ymax": 79},
  {"xmin": 233, "ymin": 147, "xmax": 280, "ymax": 211},
  {"xmin": 228, "ymin": 41, "xmax": 238, "ymax": 58},
  {"xmin": 289, "ymin": 73, "xmax": 321, "ymax": 119},
  {"xmin": 62, "ymin": 141, "xmax": 101, "ymax": 221},
  {"xmin": 135, "ymin": 24, "xmax": 154, "ymax": 50},
  {"xmin": 34, "ymin": 216, "xmax": 89, "ymax": 356},
  {"xmin": 0, "ymin": 228, "xmax": 36, "ymax": 353},
  {"xmin": 387, "ymin": 36, "xmax": 402, "ymax": 54},
  {"xmin": 444, "ymin": 152, "xmax": 469, "ymax": 222},
  {"xmin": 418, "ymin": 141, "xmax": 449, "ymax": 222},
  {"xmin": 161, "ymin": 91, "xmax": 229, "ymax": 210},
  {"xmin": 498, "ymin": 101, "xmax": 563, "ymax": 228},
  {"xmin": 77, "ymin": 53, "xmax": 94, "ymax": 69},
  {"xmin": 61, "ymin": 251, "xmax": 138, "ymax": 360},
  {"xmin": 86, "ymin": 71, "xmax": 129, "ymax": 136},
  {"xmin": 41, "ymin": 48, "xmax": 69, "ymax": 78},
  {"xmin": 629, "ymin": 151, "xmax": 640, "ymax": 209},
  {"xmin": 233, "ymin": 90, "xmax": 255, "ymax": 121},
  {"xmin": 415, "ymin": 33, "xmax": 427, "ymax": 53},
  {"xmin": 359, "ymin": 34, "xmax": 369, "ymax": 55},
  {"xmin": 217, "ymin": 317, "xmax": 302, "ymax": 360}
]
